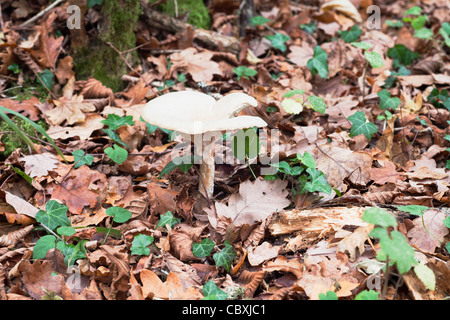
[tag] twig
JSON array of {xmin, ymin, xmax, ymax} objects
[{"xmin": 20, "ymin": 0, "xmax": 64, "ymax": 27}]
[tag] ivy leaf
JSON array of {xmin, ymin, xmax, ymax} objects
[
  {"xmin": 102, "ymin": 128, "xmax": 130, "ymax": 149},
  {"xmin": 35, "ymin": 200, "xmax": 70, "ymax": 231},
  {"xmin": 159, "ymin": 155, "xmax": 198, "ymax": 178},
  {"xmin": 354, "ymin": 290, "xmax": 380, "ymax": 300},
  {"xmin": 414, "ymin": 263, "xmax": 436, "ymax": 291},
  {"xmin": 304, "ymin": 168, "xmax": 332, "ymax": 194},
  {"xmin": 156, "ymin": 211, "xmax": 180, "ymax": 229},
  {"xmin": 296, "ymin": 152, "xmax": 316, "ymax": 169},
  {"xmin": 404, "ymin": 6, "xmax": 421, "ymax": 16},
  {"xmin": 33, "ymin": 235, "xmax": 56, "ymax": 259},
  {"xmin": 56, "ymin": 241, "xmax": 86, "ymax": 266},
  {"xmin": 377, "ymin": 89, "xmax": 400, "ymax": 110},
  {"xmin": 101, "ymin": 114, "xmax": 134, "ymax": 130},
  {"xmin": 443, "ymin": 216, "xmax": 450, "ymax": 228},
  {"xmin": 265, "ymin": 33, "xmax": 290, "ymax": 52},
  {"xmin": 37, "ymin": 69, "xmax": 53, "ymax": 91},
  {"xmin": 364, "ymin": 51, "xmax": 384, "ymax": 68},
  {"xmin": 439, "ymin": 22, "xmax": 450, "ymax": 47},
  {"xmin": 213, "ymin": 241, "xmax": 237, "ymax": 273},
  {"xmin": 72, "ymin": 149, "xmax": 93, "ymax": 169},
  {"xmin": 362, "ymin": 207, "xmax": 398, "ymax": 228},
  {"xmin": 56, "ymin": 226, "xmax": 76, "ymax": 236},
  {"xmin": 387, "ymin": 44, "xmax": 418, "ymax": 66},
  {"xmin": 385, "ymin": 20, "xmax": 404, "ymax": 28},
  {"xmin": 397, "ymin": 205, "xmax": 429, "ymax": 216},
  {"xmin": 348, "ymin": 111, "xmax": 378, "ymax": 140},
  {"xmin": 307, "ymin": 95, "xmax": 326, "ymax": 114},
  {"xmin": 105, "ymin": 144, "xmax": 128, "ymax": 165},
  {"xmin": 339, "ymin": 25, "xmax": 362, "ymax": 43},
  {"xmin": 131, "ymin": 234, "xmax": 154, "ymax": 256},
  {"xmin": 192, "ymin": 238, "xmax": 215, "ymax": 258},
  {"xmin": 202, "ymin": 280, "xmax": 228, "ymax": 300},
  {"xmin": 319, "ymin": 291, "xmax": 338, "ymax": 300},
  {"xmin": 249, "ymin": 15, "xmax": 271, "ymax": 26},
  {"xmin": 307, "ymin": 46, "xmax": 328, "ymax": 78},
  {"xmin": 106, "ymin": 206, "xmax": 132, "ymax": 223},
  {"xmin": 233, "ymin": 66, "xmax": 258, "ymax": 81}
]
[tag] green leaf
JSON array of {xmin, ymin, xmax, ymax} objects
[
  {"xmin": 249, "ymin": 15, "xmax": 271, "ymax": 26},
  {"xmin": 304, "ymin": 168, "xmax": 332, "ymax": 194},
  {"xmin": 307, "ymin": 95, "xmax": 326, "ymax": 114},
  {"xmin": 265, "ymin": 33, "xmax": 290, "ymax": 52},
  {"xmin": 414, "ymin": 28, "xmax": 433, "ymax": 39},
  {"xmin": 364, "ymin": 51, "xmax": 384, "ymax": 68},
  {"xmin": 319, "ymin": 291, "xmax": 338, "ymax": 300},
  {"xmin": 354, "ymin": 290, "xmax": 380, "ymax": 300},
  {"xmin": 101, "ymin": 114, "xmax": 134, "ymax": 130},
  {"xmin": 307, "ymin": 46, "xmax": 328, "ymax": 78},
  {"xmin": 213, "ymin": 241, "xmax": 237, "ymax": 273},
  {"xmin": 362, "ymin": 207, "xmax": 398, "ymax": 228},
  {"xmin": 159, "ymin": 155, "xmax": 196, "ymax": 178},
  {"xmin": 87, "ymin": 0, "xmax": 103, "ymax": 9},
  {"xmin": 232, "ymin": 128, "xmax": 260, "ymax": 161},
  {"xmin": 202, "ymin": 280, "xmax": 228, "ymax": 300},
  {"xmin": 339, "ymin": 25, "xmax": 362, "ymax": 43},
  {"xmin": 232, "ymin": 66, "xmax": 258, "ymax": 81},
  {"xmin": 411, "ymin": 15, "xmax": 426, "ymax": 30},
  {"xmin": 33, "ymin": 235, "xmax": 56, "ymax": 259},
  {"xmin": 404, "ymin": 6, "xmax": 421, "ymax": 16},
  {"xmin": 385, "ymin": 20, "xmax": 404, "ymax": 28},
  {"xmin": 281, "ymin": 98, "xmax": 303, "ymax": 114},
  {"xmin": 156, "ymin": 211, "xmax": 180, "ymax": 229},
  {"xmin": 104, "ymin": 144, "xmax": 128, "ymax": 165},
  {"xmin": 35, "ymin": 200, "xmax": 70, "ymax": 231},
  {"xmin": 377, "ymin": 89, "xmax": 400, "ymax": 110},
  {"xmin": 7, "ymin": 63, "xmax": 20, "ymax": 74},
  {"xmin": 443, "ymin": 216, "xmax": 450, "ymax": 228},
  {"xmin": 56, "ymin": 241, "xmax": 86, "ymax": 266},
  {"xmin": 192, "ymin": 238, "xmax": 215, "ymax": 258},
  {"xmin": 387, "ymin": 44, "xmax": 418, "ymax": 66},
  {"xmin": 351, "ymin": 41, "xmax": 373, "ymax": 50},
  {"xmin": 56, "ymin": 226, "xmax": 76, "ymax": 236},
  {"xmin": 282, "ymin": 89, "xmax": 305, "ymax": 98},
  {"xmin": 397, "ymin": 205, "xmax": 428, "ymax": 216},
  {"xmin": 439, "ymin": 22, "xmax": 450, "ymax": 47},
  {"xmin": 299, "ymin": 23, "xmax": 316, "ymax": 34},
  {"xmin": 414, "ymin": 263, "xmax": 436, "ymax": 291},
  {"xmin": 37, "ymin": 69, "xmax": 53, "ymax": 91},
  {"xmin": 371, "ymin": 228, "xmax": 417, "ymax": 274},
  {"xmin": 7, "ymin": 164, "xmax": 33, "ymax": 185},
  {"xmin": 72, "ymin": 149, "xmax": 94, "ymax": 169},
  {"xmin": 348, "ymin": 111, "xmax": 378, "ymax": 140},
  {"xmin": 296, "ymin": 152, "xmax": 316, "ymax": 169},
  {"xmin": 106, "ymin": 206, "xmax": 132, "ymax": 223},
  {"xmin": 131, "ymin": 234, "xmax": 154, "ymax": 256}
]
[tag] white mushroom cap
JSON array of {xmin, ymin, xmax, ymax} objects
[{"xmin": 141, "ymin": 90, "xmax": 267, "ymax": 135}]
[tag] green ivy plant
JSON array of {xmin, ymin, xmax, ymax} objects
[
  {"xmin": 192, "ymin": 238, "xmax": 237, "ymax": 273},
  {"xmin": 307, "ymin": 46, "xmax": 329, "ymax": 79},
  {"xmin": 281, "ymin": 89, "xmax": 327, "ymax": 115},
  {"xmin": 101, "ymin": 114, "xmax": 135, "ymax": 165}
]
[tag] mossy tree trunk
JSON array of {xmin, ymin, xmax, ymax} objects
[{"xmin": 73, "ymin": 0, "xmax": 141, "ymax": 91}]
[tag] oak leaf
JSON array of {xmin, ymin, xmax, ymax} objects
[
  {"xmin": 19, "ymin": 153, "xmax": 59, "ymax": 178},
  {"xmin": 169, "ymin": 48, "xmax": 222, "ymax": 82}
]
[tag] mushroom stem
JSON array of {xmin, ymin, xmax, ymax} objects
[{"xmin": 199, "ymin": 136, "xmax": 216, "ymax": 198}]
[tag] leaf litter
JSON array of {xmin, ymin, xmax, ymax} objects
[{"xmin": 0, "ymin": 0, "xmax": 449, "ymax": 301}]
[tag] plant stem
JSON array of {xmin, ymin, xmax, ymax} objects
[
  {"xmin": 362, "ymin": 61, "xmax": 368, "ymax": 100},
  {"xmin": 382, "ymin": 256, "xmax": 390, "ymax": 300}
]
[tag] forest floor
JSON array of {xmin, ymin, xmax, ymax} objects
[{"xmin": 0, "ymin": 0, "xmax": 449, "ymax": 302}]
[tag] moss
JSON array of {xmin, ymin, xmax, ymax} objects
[
  {"xmin": 7, "ymin": 79, "xmax": 49, "ymax": 102},
  {"xmin": 0, "ymin": 116, "xmax": 48, "ymax": 159},
  {"xmin": 73, "ymin": 0, "xmax": 141, "ymax": 91},
  {"xmin": 152, "ymin": 0, "xmax": 211, "ymax": 29}
]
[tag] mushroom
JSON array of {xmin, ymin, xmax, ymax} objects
[{"xmin": 141, "ymin": 90, "xmax": 267, "ymax": 198}]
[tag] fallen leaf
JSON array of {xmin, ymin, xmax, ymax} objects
[
  {"xmin": 247, "ymin": 242, "xmax": 280, "ymax": 266},
  {"xmin": 212, "ymin": 178, "xmax": 290, "ymax": 227},
  {"xmin": 337, "ymin": 225, "xmax": 374, "ymax": 262},
  {"xmin": 19, "ymin": 153, "xmax": 59, "ymax": 178},
  {"xmin": 169, "ymin": 48, "xmax": 222, "ymax": 82},
  {"xmin": 407, "ymin": 209, "xmax": 448, "ymax": 253}
]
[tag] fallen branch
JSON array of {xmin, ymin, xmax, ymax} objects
[{"xmin": 139, "ymin": 1, "xmax": 241, "ymax": 54}]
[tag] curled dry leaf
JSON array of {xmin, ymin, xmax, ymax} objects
[
  {"xmin": 337, "ymin": 224, "xmax": 374, "ymax": 262},
  {"xmin": 0, "ymin": 224, "xmax": 33, "ymax": 247}
]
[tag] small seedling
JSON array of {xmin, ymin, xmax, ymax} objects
[
  {"xmin": 233, "ymin": 66, "xmax": 258, "ymax": 81},
  {"xmin": 281, "ymin": 89, "xmax": 327, "ymax": 115},
  {"xmin": 348, "ymin": 111, "xmax": 378, "ymax": 140},
  {"xmin": 307, "ymin": 46, "xmax": 328, "ymax": 79},
  {"xmin": 156, "ymin": 211, "xmax": 181, "ymax": 229},
  {"xmin": 192, "ymin": 238, "xmax": 237, "ymax": 273}
]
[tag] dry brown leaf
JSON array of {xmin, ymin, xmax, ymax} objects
[
  {"xmin": 169, "ymin": 48, "xmax": 222, "ymax": 82},
  {"xmin": 0, "ymin": 224, "xmax": 33, "ymax": 247},
  {"xmin": 315, "ymin": 144, "xmax": 373, "ymax": 192},
  {"xmin": 369, "ymin": 160, "xmax": 405, "ymax": 185},
  {"xmin": 407, "ymin": 167, "xmax": 448, "ymax": 180},
  {"xmin": 55, "ymin": 55, "xmax": 75, "ymax": 84},
  {"xmin": 139, "ymin": 269, "xmax": 203, "ymax": 300},
  {"xmin": 19, "ymin": 153, "xmax": 59, "ymax": 178},
  {"xmin": 407, "ymin": 209, "xmax": 448, "ymax": 253},
  {"xmin": 46, "ymin": 113, "xmax": 105, "ymax": 140},
  {"xmin": 247, "ymin": 241, "xmax": 280, "ymax": 266},
  {"xmin": 212, "ymin": 178, "xmax": 290, "ymax": 227},
  {"xmin": 337, "ymin": 224, "xmax": 374, "ymax": 262},
  {"xmin": 4, "ymin": 191, "xmax": 38, "ymax": 219},
  {"xmin": 46, "ymin": 94, "xmax": 96, "ymax": 126},
  {"xmin": 0, "ymin": 97, "xmax": 41, "ymax": 121}
]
